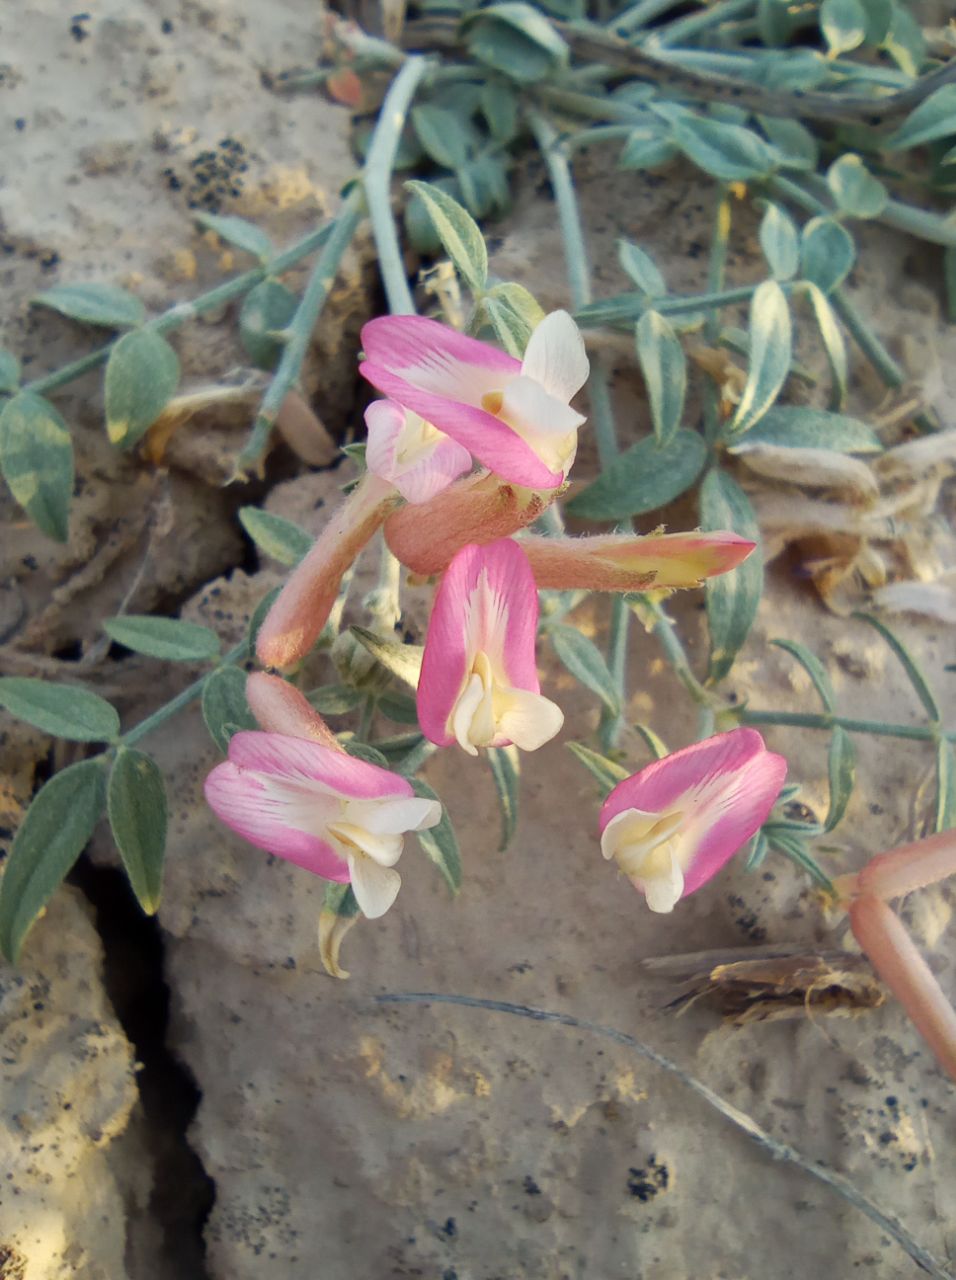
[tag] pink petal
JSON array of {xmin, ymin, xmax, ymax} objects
[
  {"xmin": 394, "ymin": 436, "xmax": 473, "ymax": 505},
  {"xmin": 362, "ymin": 315, "xmax": 519, "ymax": 383},
  {"xmin": 228, "ymin": 730, "xmax": 415, "ymax": 801},
  {"xmin": 359, "ymin": 362, "xmax": 563, "ymax": 489},
  {"xmin": 600, "ymin": 729, "xmax": 787, "ymax": 900},
  {"xmin": 204, "ymin": 760, "xmax": 350, "ymax": 881},
  {"xmin": 364, "ymin": 399, "xmax": 406, "ymax": 480},
  {"xmin": 417, "ymin": 540, "xmax": 542, "ymax": 746}
]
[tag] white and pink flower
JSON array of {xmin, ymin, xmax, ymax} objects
[
  {"xmin": 364, "ymin": 399, "xmax": 472, "ymax": 505},
  {"xmin": 417, "ymin": 539, "xmax": 563, "ymax": 755},
  {"xmin": 599, "ymin": 729, "xmax": 787, "ymax": 912},
  {"xmin": 205, "ymin": 731, "xmax": 441, "ymax": 918},
  {"xmin": 360, "ymin": 310, "xmax": 590, "ymax": 490}
]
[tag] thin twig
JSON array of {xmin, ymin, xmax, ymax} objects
[{"xmin": 378, "ymin": 991, "xmax": 953, "ymax": 1280}]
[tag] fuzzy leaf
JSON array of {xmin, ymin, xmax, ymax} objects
[
  {"xmin": 887, "ymin": 84, "xmax": 956, "ymax": 151},
  {"xmin": 800, "ymin": 217, "xmax": 855, "ymax": 294},
  {"xmin": 729, "ymin": 281, "xmax": 791, "ymax": 436},
  {"xmin": 350, "ymin": 627, "xmax": 424, "ymax": 689},
  {"xmin": 550, "ymin": 624, "xmax": 620, "ymax": 714},
  {"xmin": 804, "ymin": 283, "xmax": 848, "ymax": 409},
  {"xmin": 462, "ymin": 3, "xmax": 569, "ymax": 81},
  {"xmin": 238, "ymin": 506, "xmax": 313, "ymax": 566},
  {"xmin": 239, "ymin": 280, "xmax": 298, "ymax": 370},
  {"xmin": 757, "ymin": 116, "xmax": 818, "ymax": 170},
  {"xmin": 758, "ymin": 203, "xmax": 800, "ymax": 280},
  {"xmin": 0, "ymin": 677, "xmax": 120, "ymax": 742},
  {"xmin": 820, "ymin": 0, "xmax": 866, "ymax": 56},
  {"xmin": 0, "ymin": 390, "xmax": 74, "ymax": 541},
  {"xmin": 737, "ymin": 406, "xmax": 881, "ymax": 453},
  {"xmin": 487, "ymin": 745, "xmax": 520, "ymax": 851},
  {"xmin": 636, "ymin": 310, "xmax": 686, "ymax": 444},
  {"xmin": 700, "ymin": 469, "xmax": 762, "ymax": 682},
  {"xmin": 619, "ymin": 132, "xmax": 678, "ymax": 171},
  {"xmin": 826, "ymin": 154, "xmax": 887, "ymax": 218},
  {"xmin": 202, "ymin": 666, "xmax": 256, "ymax": 753},
  {"xmin": 566, "ymin": 741, "xmax": 629, "ymax": 797},
  {"xmin": 196, "ymin": 213, "xmax": 274, "ymax": 260},
  {"xmin": 618, "ymin": 240, "xmax": 666, "ymax": 297},
  {"xmin": 103, "ymin": 615, "xmax": 221, "ymax": 662},
  {"xmin": 566, "ymin": 428, "xmax": 706, "ymax": 521},
  {"xmin": 33, "ymin": 282, "xmax": 146, "ymax": 329},
  {"xmin": 308, "ymin": 685, "xmax": 366, "ymax": 715},
  {"xmin": 0, "ymin": 759, "xmax": 107, "ymax": 962},
  {"xmin": 411, "ymin": 779, "xmax": 461, "ymax": 892},
  {"xmin": 935, "ymin": 740, "xmax": 956, "ymax": 832},
  {"xmin": 771, "ymin": 638, "xmax": 836, "ymax": 710},
  {"xmin": 404, "ymin": 180, "xmax": 488, "ymax": 294},
  {"xmin": 105, "ymin": 329, "xmax": 180, "ymax": 448},
  {"xmin": 825, "ymin": 726, "xmax": 856, "ymax": 832},
  {"xmin": 0, "ymin": 348, "xmax": 21, "ymax": 394},
  {"xmin": 411, "ymin": 104, "xmax": 473, "ymax": 170},
  {"xmin": 673, "ymin": 116, "xmax": 777, "ymax": 182},
  {"xmin": 853, "ymin": 613, "xmax": 939, "ymax": 720},
  {"xmin": 108, "ymin": 747, "xmax": 167, "ymax": 914}
]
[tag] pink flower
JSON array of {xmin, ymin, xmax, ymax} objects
[
  {"xmin": 520, "ymin": 530, "xmax": 756, "ymax": 591},
  {"xmin": 360, "ymin": 311, "xmax": 589, "ymax": 490},
  {"xmin": 205, "ymin": 731, "xmax": 441, "ymax": 918},
  {"xmin": 364, "ymin": 400, "xmax": 472, "ymax": 504},
  {"xmin": 599, "ymin": 729, "xmax": 787, "ymax": 913},
  {"xmin": 418, "ymin": 539, "xmax": 563, "ymax": 755}
]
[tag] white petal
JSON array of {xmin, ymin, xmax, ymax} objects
[
  {"xmin": 348, "ymin": 853, "xmax": 402, "ymax": 919},
  {"xmin": 520, "ymin": 311, "xmax": 590, "ymax": 404},
  {"xmin": 638, "ymin": 852, "xmax": 684, "ymax": 913},
  {"xmin": 500, "ymin": 376, "xmax": 585, "ymax": 439},
  {"xmin": 330, "ymin": 821, "xmax": 404, "ymax": 866},
  {"xmin": 256, "ymin": 775, "xmax": 343, "ymax": 839},
  {"xmin": 346, "ymin": 795, "xmax": 442, "ymax": 836},
  {"xmin": 495, "ymin": 686, "xmax": 564, "ymax": 752},
  {"xmin": 451, "ymin": 669, "xmax": 491, "ymax": 755}
]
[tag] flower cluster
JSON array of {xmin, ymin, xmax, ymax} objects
[{"xmin": 206, "ymin": 309, "xmax": 785, "ymax": 945}]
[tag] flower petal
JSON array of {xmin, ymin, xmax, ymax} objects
[
  {"xmin": 348, "ymin": 852, "xmax": 402, "ymax": 919},
  {"xmin": 495, "ymin": 686, "xmax": 564, "ymax": 752},
  {"xmin": 364, "ymin": 398, "xmax": 407, "ymax": 480},
  {"xmin": 362, "ymin": 315, "xmax": 519, "ymax": 388},
  {"xmin": 393, "ymin": 436, "xmax": 473, "ymax": 505},
  {"xmin": 346, "ymin": 795, "xmax": 442, "ymax": 837},
  {"xmin": 227, "ymin": 731, "xmax": 415, "ymax": 801},
  {"xmin": 500, "ymin": 376, "xmax": 586, "ymax": 439},
  {"xmin": 520, "ymin": 310, "xmax": 590, "ymax": 404},
  {"xmin": 204, "ymin": 761, "xmax": 350, "ymax": 881}
]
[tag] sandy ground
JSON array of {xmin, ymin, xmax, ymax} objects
[{"xmin": 1, "ymin": 1, "xmax": 955, "ymax": 1279}]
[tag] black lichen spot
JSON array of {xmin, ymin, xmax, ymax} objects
[
  {"xmin": 161, "ymin": 18, "xmax": 174, "ymax": 33},
  {"xmin": 627, "ymin": 1156, "xmax": 669, "ymax": 1202},
  {"xmin": 878, "ymin": 1131, "xmax": 896, "ymax": 1146},
  {"xmin": 523, "ymin": 1175, "xmax": 541, "ymax": 1196},
  {"xmin": 70, "ymin": 12, "xmax": 91, "ymax": 41},
  {"xmin": 14, "ymin": 117, "xmax": 26, "ymax": 131},
  {"xmin": 440, "ymin": 1217, "xmax": 457, "ymax": 1239}
]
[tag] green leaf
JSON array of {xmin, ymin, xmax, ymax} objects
[
  {"xmin": 480, "ymin": 82, "xmax": 519, "ymax": 142},
  {"xmin": 771, "ymin": 638, "xmax": 835, "ymax": 710},
  {"xmin": 820, "ymin": 0, "xmax": 866, "ymax": 56},
  {"xmin": 0, "ymin": 677, "xmax": 120, "ymax": 742},
  {"xmin": 566, "ymin": 428, "xmax": 706, "ymax": 521},
  {"xmin": 758, "ymin": 203, "xmax": 800, "ymax": 281},
  {"xmin": 404, "ymin": 180, "xmax": 488, "ymax": 294},
  {"xmin": 862, "ymin": 0, "xmax": 893, "ymax": 45},
  {"xmin": 566, "ymin": 741, "xmax": 629, "ymax": 797},
  {"xmin": 673, "ymin": 116, "xmax": 777, "ymax": 182},
  {"xmin": 635, "ymin": 310, "xmax": 686, "ymax": 445},
  {"xmin": 411, "ymin": 104, "xmax": 473, "ymax": 170},
  {"xmin": 757, "ymin": 0, "xmax": 795, "ymax": 45},
  {"xmin": 745, "ymin": 827, "xmax": 769, "ymax": 871},
  {"xmin": 756, "ymin": 116, "xmax": 818, "ymax": 171},
  {"xmin": 804, "ymin": 283, "xmax": 848, "ymax": 409},
  {"xmin": 462, "ymin": 2, "xmax": 569, "ymax": 82},
  {"xmin": 377, "ymin": 690, "xmax": 420, "ymax": 725},
  {"xmin": 764, "ymin": 824, "xmax": 834, "ymax": 891},
  {"xmin": 825, "ymin": 726, "xmax": 856, "ymax": 832},
  {"xmin": 486, "ymin": 745, "xmax": 520, "ymax": 851},
  {"xmin": 729, "ymin": 281, "xmax": 792, "ymax": 436},
  {"xmin": 411, "ymin": 779, "xmax": 461, "ymax": 892},
  {"xmin": 618, "ymin": 240, "xmax": 666, "ymax": 297},
  {"xmin": 324, "ymin": 880, "xmax": 360, "ymax": 918},
  {"xmin": 0, "ymin": 759, "xmax": 107, "ymax": 962},
  {"xmin": 887, "ymin": 84, "xmax": 956, "ymax": 151},
  {"xmin": 946, "ymin": 246, "xmax": 956, "ymax": 324},
  {"xmin": 308, "ymin": 685, "xmax": 366, "ymax": 715},
  {"xmin": 935, "ymin": 740, "xmax": 956, "ymax": 832},
  {"xmin": 239, "ymin": 279, "xmax": 298, "ymax": 370},
  {"xmin": 826, "ymin": 154, "xmax": 887, "ymax": 219},
  {"xmin": 0, "ymin": 390, "xmax": 74, "ymax": 542},
  {"xmin": 340, "ymin": 737, "xmax": 389, "ymax": 767},
  {"xmin": 103, "ymin": 615, "xmax": 221, "ymax": 662},
  {"xmin": 852, "ymin": 613, "xmax": 940, "ymax": 720},
  {"xmin": 201, "ymin": 666, "xmax": 256, "ymax": 752},
  {"xmin": 374, "ymin": 731, "xmax": 428, "ymax": 770},
  {"xmin": 735, "ymin": 406, "xmax": 881, "ymax": 453},
  {"xmin": 107, "ymin": 747, "xmax": 167, "ymax": 914},
  {"xmin": 700, "ymin": 469, "xmax": 762, "ymax": 683},
  {"xmin": 350, "ymin": 627, "xmax": 424, "ymax": 689},
  {"xmin": 104, "ymin": 329, "xmax": 180, "ymax": 449},
  {"xmin": 883, "ymin": 2, "xmax": 925, "ymax": 77},
  {"xmin": 550, "ymin": 624, "xmax": 620, "ymax": 714},
  {"xmin": 238, "ymin": 506, "xmax": 313, "ymax": 566},
  {"xmin": 484, "ymin": 283, "xmax": 545, "ymax": 356},
  {"xmin": 800, "ymin": 217, "xmax": 855, "ymax": 295},
  {"xmin": 0, "ymin": 348, "xmax": 20, "ymax": 394},
  {"xmin": 619, "ymin": 131, "xmax": 678, "ymax": 171},
  {"xmin": 195, "ymin": 213, "xmax": 274, "ymax": 260},
  {"xmin": 33, "ymin": 282, "xmax": 146, "ymax": 329},
  {"xmin": 633, "ymin": 722, "xmax": 668, "ymax": 759}
]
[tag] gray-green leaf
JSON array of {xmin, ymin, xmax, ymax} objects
[
  {"xmin": 238, "ymin": 506, "xmax": 313, "ymax": 566},
  {"xmin": 411, "ymin": 779, "xmax": 461, "ymax": 892},
  {"xmin": 700, "ymin": 469, "xmax": 762, "ymax": 682},
  {"xmin": 350, "ymin": 627, "xmax": 424, "ymax": 689},
  {"xmin": 826, "ymin": 154, "xmax": 887, "ymax": 219},
  {"xmin": 487, "ymin": 745, "xmax": 520, "ymax": 851},
  {"xmin": 108, "ymin": 747, "xmax": 167, "ymax": 914},
  {"xmin": 673, "ymin": 116, "xmax": 777, "ymax": 182},
  {"xmin": 404, "ymin": 180, "xmax": 488, "ymax": 294},
  {"xmin": 887, "ymin": 84, "xmax": 956, "ymax": 151},
  {"xmin": 550, "ymin": 624, "xmax": 620, "ymax": 714},
  {"xmin": 33, "ymin": 282, "xmax": 146, "ymax": 330},
  {"xmin": 196, "ymin": 213, "xmax": 274, "ymax": 261},
  {"xmin": 729, "ymin": 280, "xmax": 791, "ymax": 436},
  {"xmin": 758, "ymin": 203, "xmax": 800, "ymax": 281},
  {"xmin": 0, "ymin": 390, "xmax": 74, "ymax": 542},
  {"xmin": 935, "ymin": 740, "xmax": 956, "ymax": 832},
  {"xmin": 0, "ymin": 759, "xmax": 107, "ymax": 962},
  {"xmin": 636, "ymin": 310, "xmax": 686, "ymax": 444},
  {"xmin": 736, "ymin": 406, "xmax": 881, "ymax": 453},
  {"xmin": 800, "ymin": 217, "xmax": 855, "ymax": 295},
  {"xmin": 566, "ymin": 428, "xmax": 706, "ymax": 521},
  {"xmin": 566, "ymin": 741, "xmax": 629, "ymax": 797},
  {"xmin": 820, "ymin": 0, "xmax": 866, "ymax": 56},
  {"xmin": 618, "ymin": 240, "xmax": 666, "ymax": 297},
  {"xmin": 803, "ymin": 283, "xmax": 848, "ymax": 408},
  {"xmin": 202, "ymin": 666, "xmax": 257, "ymax": 753},
  {"xmin": 771, "ymin": 638, "xmax": 836, "ymax": 710},
  {"xmin": 0, "ymin": 677, "xmax": 120, "ymax": 742},
  {"xmin": 0, "ymin": 348, "xmax": 21, "ymax": 394},
  {"xmin": 239, "ymin": 279, "xmax": 298, "ymax": 370},
  {"xmin": 825, "ymin": 725, "xmax": 855, "ymax": 832},
  {"xmin": 103, "ymin": 615, "xmax": 221, "ymax": 662},
  {"xmin": 463, "ymin": 3, "xmax": 569, "ymax": 81},
  {"xmin": 105, "ymin": 329, "xmax": 180, "ymax": 449}
]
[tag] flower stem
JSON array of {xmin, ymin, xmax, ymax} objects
[
  {"xmin": 363, "ymin": 56, "xmax": 433, "ymax": 316},
  {"xmin": 237, "ymin": 185, "xmax": 366, "ymax": 473},
  {"xmin": 740, "ymin": 708, "xmax": 955, "ymax": 741}
]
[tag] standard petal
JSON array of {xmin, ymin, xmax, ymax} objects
[
  {"xmin": 204, "ymin": 762, "xmax": 350, "ymax": 882},
  {"xmin": 227, "ymin": 731, "xmax": 414, "ymax": 801},
  {"xmin": 495, "ymin": 687, "xmax": 564, "ymax": 752},
  {"xmin": 520, "ymin": 310, "xmax": 590, "ymax": 404},
  {"xmin": 348, "ymin": 853, "xmax": 402, "ymax": 919},
  {"xmin": 362, "ymin": 315, "xmax": 519, "ymax": 392},
  {"xmin": 359, "ymin": 362, "xmax": 563, "ymax": 489}
]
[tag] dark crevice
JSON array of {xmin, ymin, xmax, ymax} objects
[{"xmin": 72, "ymin": 857, "xmax": 215, "ymax": 1280}]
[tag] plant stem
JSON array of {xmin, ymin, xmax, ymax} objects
[
  {"xmin": 237, "ymin": 186, "xmax": 366, "ymax": 472},
  {"xmin": 633, "ymin": 595, "xmax": 714, "ymax": 705},
  {"xmin": 654, "ymin": 0, "xmax": 756, "ymax": 46},
  {"xmin": 121, "ymin": 640, "xmax": 248, "ymax": 749},
  {"xmin": 363, "ymin": 56, "xmax": 433, "ymax": 316},
  {"xmin": 740, "ymin": 708, "xmax": 955, "ymax": 742},
  {"xmin": 24, "ymin": 225, "xmax": 334, "ymax": 399},
  {"xmin": 536, "ymin": 85, "xmax": 650, "ymax": 124},
  {"xmin": 702, "ymin": 186, "xmax": 731, "ymax": 442},
  {"xmin": 610, "ymin": 0, "xmax": 688, "ymax": 34}
]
